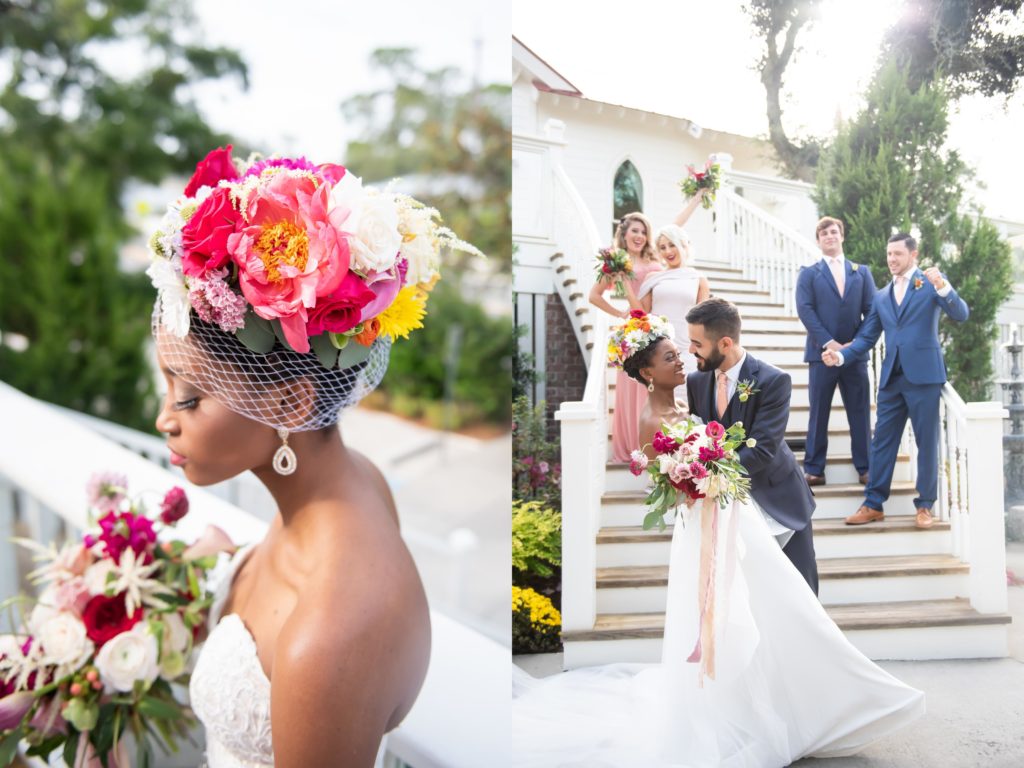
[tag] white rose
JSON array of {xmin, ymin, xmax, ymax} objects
[
  {"xmin": 161, "ymin": 612, "xmax": 191, "ymax": 655},
  {"xmin": 657, "ymin": 454, "xmax": 677, "ymax": 476},
  {"xmin": 37, "ymin": 613, "xmax": 94, "ymax": 672},
  {"xmin": 84, "ymin": 560, "xmax": 117, "ymax": 596},
  {"xmin": 95, "ymin": 624, "xmax": 159, "ymax": 693},
  {"xmin": 328, "ymin": 174, "xmax": 401, "ymax": 274},
  {"xmin": 146, "ymin": 259, "xmax": 191, "ymax": 338},
  {"xmin": 397, "ymin": 205, "xmax": 439, "ymax": 284}
]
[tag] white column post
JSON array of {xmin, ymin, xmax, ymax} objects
[
  {"xmin": 965, "ymin": 400, "xmax": 1009, "ymax": 613},
  {"xmin": 556, "ymin": 399, "xmax": 602, "ymax": 635}
]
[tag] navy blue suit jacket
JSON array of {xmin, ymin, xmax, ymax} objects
[
  {"xmin": 843, "ymin": 269, "xmax": 969, "ymax": 388},
  {"xmin": 796, "ymin": 258, "xmax": 877, "ymax": 362},
  {"xmin": 686, "ymin": 354, "xmax": 815, "ymax": 531}
]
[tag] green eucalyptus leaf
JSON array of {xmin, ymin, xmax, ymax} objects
[
  {"xmin": 642, "ymin": 510, "xmax": 665, "ymax": 531},
  {"xmin": 309, "ymin": 333, "xmax": 341, "ymax": 369},
  {"xmin": 336, "ymin": 339, "xmax": 373, "ymax": 370},
  {"xmin": 138, "ymin": 695, "xmax": 181, "ymax": 721},
  {"xmin": 270, "ymin": 319, "xmax": 297, "ymax": 352},
  {"xmin": 235, "ymin": 311, "xmax": 276, "ymax": 354}
]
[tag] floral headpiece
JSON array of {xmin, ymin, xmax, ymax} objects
[
  {"xmin": 607, "ymin": 310, "xmax": 675, "ymax": 369},
  {"xmin": 147, "ymin": 145, "xmax": 480, "ymax": 369}
]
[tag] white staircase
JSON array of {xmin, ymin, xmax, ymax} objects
[{"xmin": 559, "ymin": 256, "xmax": 1012, "ymax": 667}]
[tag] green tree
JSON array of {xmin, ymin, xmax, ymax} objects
[
  {"xmin": 815, "ymin": 62, "xmax": 1012, "ymax": 399},
  {"xmin": 0, "ymin": 0, "xmax": 247, "ymax": 429}
]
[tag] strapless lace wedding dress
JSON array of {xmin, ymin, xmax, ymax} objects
[{"xmin": 190, "ymin": 547, "xmax": 274, "ymax": 767}]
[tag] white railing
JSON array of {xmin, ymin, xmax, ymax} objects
[
  {"xmin": 550, "ymin": 162, "xmax": 606, "ymax": 364},
  {"xmin": 936, "ymin": 387, "xmax": 1009, "ymax": 614},
  {"xmin": 714, "ymin": 187, "xmax": 820, "ymax": 316},
  {"xmin": 555, "ymin": 307, "xmax": 610, "ymax": 638},
  {"xmin": 0, "ymin": 382, "xmax": 506, "ymax": 767}
]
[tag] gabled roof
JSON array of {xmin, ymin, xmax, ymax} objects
[{"xmin": 512, "ymin": 35, "xmax": 583, "ymax": 97}]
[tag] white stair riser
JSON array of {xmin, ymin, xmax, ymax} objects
[
  {"xmin": 604, "ymin": 468, "xmax": 653, "ymax": 492},
  {"xmin": 597, "ymin": 586, "xmax": 668, "ymax": 614},
  {"xmin": 711, "ymin": 290, "xmax": 782, "ymax": 305},
  {"xmin": 820, "ymin": 573, "xmax": 968, "ymax": 605},
  {"xmin": 596, "ymin": 539, "xmax": 672, "ymax": 568},
  {"xmin": 786, "ymin": 408, "xmax": 852, "ymax": 432},
  {"xmin": 814, "ymin": 529, "xmax": 952, "ymax": 559},
  {"xmin": 811, "ymin": 489, "xmax": 921, "ymax": 518},
  {"xmin": 741, "ymin": 317, "xmax": 806, "ymax": 331},
  {"xmin": 563, "ymin": 623, "xmax": 1009, "ymax": 668},
  {"xmin": 743, "ymin": 333, "xmax": 809, "ymax": 347},
  {"xmin": 803, "ymin": 460, "xmax": 911, "ymax": 485},
  {"xmin": 743, "ymin": 347, "xmax": 806, "ymax": 364}
]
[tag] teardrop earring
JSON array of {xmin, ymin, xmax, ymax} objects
[
  {"xmin": 273, "ymin": 427, "xmax": 297, "ymax": 475},
  {"xmin": 647, "ymin": 379, "xmax": 655, "ymax": 393}
]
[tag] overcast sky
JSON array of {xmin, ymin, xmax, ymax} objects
[
  {"xmin": 513, "ymin": 0, "xmax": 1023, "ymax": 222},
  {"xmin": 188, "ymin": 0, "xmax": 510, "ymax": 162}
]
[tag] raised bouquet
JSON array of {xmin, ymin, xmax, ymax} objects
[
  {"xmin": 594, "ymin": 247, "xmax": 634, "ymax": 294},
  {"xmin": 679, "ymin": 157, "xmax": 722, "ymax": 210},
  {"xmin": 0, "ymin": 473, "xmax": 231, "ymax": 766},
  {"xmin": 629, "ymin": 418, "xmax": 754, "ymax": 530}
]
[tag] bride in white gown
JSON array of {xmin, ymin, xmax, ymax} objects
[{"xmin": 512, "ymin": 329, "xmax": 924, "ymax": 767}]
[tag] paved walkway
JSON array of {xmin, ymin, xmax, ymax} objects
[{"xmin": 514, "ymin": 542, "xmax": 1024, "ymax": 766}]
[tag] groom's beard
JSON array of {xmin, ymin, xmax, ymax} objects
[{"xmin": 694, "ymin": 347, "xmax": 725, "ymax": 372}]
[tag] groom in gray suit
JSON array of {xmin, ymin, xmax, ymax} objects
[{"xmin": 686, "ymin": 298, "xmax": 819, "ymax": 594}]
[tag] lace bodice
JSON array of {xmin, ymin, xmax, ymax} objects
[{"xmin": 190, "ymin": 548, "xmax": 274, "ymax": 767}]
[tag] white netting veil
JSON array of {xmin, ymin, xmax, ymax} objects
[{"xmin": 154, "ymin": 306, "xmax": 391, "ymax": 432}]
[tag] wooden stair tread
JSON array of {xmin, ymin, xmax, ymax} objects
[
  {"xmin": 601, "ymin": 481, "xmax": 916, "ymax": 503},
  {"xmin": 596, "ymin": 554, "xmax": 967, "ymax": 589},
  {"xmin": 563, "ymin": 599, "xmax": 1011, "ymax": 641}
]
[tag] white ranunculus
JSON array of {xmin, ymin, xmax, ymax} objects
[
  {"xmin": 328, "ymin": 173, "xmax": 401, "ymax": 274},
  {"xmin": 161, "ymin": 612, "xmax": 190, "ymax": 655},
  {"xmin": 95, "ymin": 624, "xmax": 159, "ymax": 693},
  {"xmin": 657, "ymin": 454, "xmax": 677, "ymax": 476},
  {"xmin": 37, "ymin": 612, "xmax": 94, "ymax": 672},
  {"xmin": 397, "ymin": 204, "xmax": 440, "ymax": 284},
  {"xmin": 83, "ymin": 560, "xmax": 117, "ymax": 597},
  {"xmin": 146, "ymin": 259, "xmax": 191, "ymax": 338}
]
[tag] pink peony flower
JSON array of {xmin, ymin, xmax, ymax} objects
[
  {"xmin": 705, "ymin": 421, "xmax": 725, "ymax": 440},
  {"xmin": 229, "ymin": 172, "xmax": 349, "ymax": 353},
  {"xmin": 160, "ymin": 486, "xmax": 189, "ymax": 525},
  {"xmin": 181, "ymin": 187, "xmax": 242, "ymax": 278},
  {"xmin": 652, "ymin": 431, "xmax": 677, "ymax": 454},
  {"xmin": 184, "ymin": 145, "xmax": 240, "ymax": 198},
  {"xmin": 305, "ymin": 271, "xmax": 376, "ymax": 337}
]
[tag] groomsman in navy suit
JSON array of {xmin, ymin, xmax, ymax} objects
[
  {"xmin": 796, "ymin": 217, "xmax": 877, "ymax": 487},
  {"xmin": 823, "ymin": 233, "xmax": 969, "ymax": 529}
]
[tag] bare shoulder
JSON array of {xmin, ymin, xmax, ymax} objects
[{"xmin": 346, "ymin": 447, "xmax": 400, "ymax": 525}]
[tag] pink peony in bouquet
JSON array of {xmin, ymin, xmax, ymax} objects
[
  {"xmin": 0, "ymin": 473, "xmax": 233, "ymax": 766},
  {"xmin": 679, "ymin": 157, "xmax": 722, "ymax": 210},
  {"xmin": 630, "ymin": 417, "xmax": 754, "ymax": 530}
]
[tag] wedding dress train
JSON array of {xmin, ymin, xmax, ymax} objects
[{"xmin": 512, "ymin": 500, "xmax": 924, "ymax": 767}]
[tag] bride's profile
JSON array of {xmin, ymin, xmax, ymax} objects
[
  {"xmin": 147, "ymin": 146, "xmax": 478, "ymax": 766},
  {"xmin": 512, "ymin": 313, "xmax": 925, "ymax": 768}
]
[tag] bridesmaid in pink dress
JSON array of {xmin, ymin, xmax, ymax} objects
[{"xmin": 589, "ymin": 212, "xmax": 663, "ymax": 463}]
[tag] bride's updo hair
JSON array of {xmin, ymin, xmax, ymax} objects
[
  {"xmin": 654, "ymin": 224, "xmax": 692, "ymax": 266},
  {"xmin": 623, "ymin": 335, "xmax": 670, "ymax": 385},
  {"xmin": 614, "ymin": 212, "xmax": 655, "ymax": 261}
]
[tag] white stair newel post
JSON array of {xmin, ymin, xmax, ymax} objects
[{"xmin": 964, "ymin": 400, "xmax": 1009, "ymax": 614}]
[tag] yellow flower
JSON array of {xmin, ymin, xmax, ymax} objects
[
  {"xmin": 512, "ymin": 586, "xmax": 561, "ymax": 628},
  {"xmin": 377, "ymin": 286, "xmax": 428, "ymax": 341}
]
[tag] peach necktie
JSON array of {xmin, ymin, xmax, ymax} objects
[
  {"xmin": 716, "ymin": 370, "xmax": 729, "ymax": 419},
  {"xmin": 830, "ymin": 258, "xmax": 845, "ymax": 297},
  {"xmin": 894, "ymin": 275, "xmax": 907, "ymax": 306}
]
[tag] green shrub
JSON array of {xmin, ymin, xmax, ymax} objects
[
  {"xmin": 512, "ymin": 396, "xmax": 561, "ymax": 507},
  {"xmin": 512, "ymin": 500, "xmax": 561, "ymax": 578}
]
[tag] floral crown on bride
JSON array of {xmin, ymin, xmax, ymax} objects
[
  {"xmin": 607, "ymin": 310, "xmax": 675, "ymax": 369},
  {"xmin": 147, "ymin": 145, "xmax": 480, "ymax": 369}
]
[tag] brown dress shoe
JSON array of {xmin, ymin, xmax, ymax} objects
[
  {"xmin": 845, "ymin": 505, "xmax": 884, "ymax": 525},
  {"xmin": 916, "ymin": 508, "xmax": 934, "ymax": 528},
  {"xmin": 858, "ymin": 472, "xmax": 870, "ymax": 485},
  {"xmin": 804, "ymin": 473, "xmax": 826, "ymax": 487}
]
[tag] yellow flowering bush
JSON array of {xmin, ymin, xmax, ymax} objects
[{"xmin": 512, "ymin": 586, "xmax": 561, "ymax": 654}]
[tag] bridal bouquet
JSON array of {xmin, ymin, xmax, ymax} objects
[
  {"xmin": 679, "ymin": 157, "xmax": 722, "ymax": 210},
  {"xmin": 0, "ymin": 473, "xmax": 228, "ymax": 766},
  {"xmin": 594, "ymin": 247, "xmax": 634, "ymax": 294},
  {"xmin": 630, "ymin": 418, "xmax": 754, "ymax": 530}
]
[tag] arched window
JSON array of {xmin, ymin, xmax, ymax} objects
[{"xmin": 612, "ymin": 160, "xmax": 643, "ymax": 235}]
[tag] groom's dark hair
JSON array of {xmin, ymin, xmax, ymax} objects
[
  {"xmin": 888, "ymin": 232, "xmax": 917, "ymax": 252},
  {"xmin": 686, "ymin": 298, "xmax": 741, "ymax": 343}
]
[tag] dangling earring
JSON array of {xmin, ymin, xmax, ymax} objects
[
  {"xmin": 647, "ymin": 379, "xmax": 655, "ymax": 393},
  {"xmin": 273, "ymin": 427, "xmax": 297, "ymax": 475}
]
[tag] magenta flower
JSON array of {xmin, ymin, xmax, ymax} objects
[
  {"xmin": 184, "ymin": 145, "xmax": 240, "ymax": 198},
  {"xmin": 698, "ymin": 445, "xmax": 725, "ymax": 463},
  {"xmin": 689, "ymin": 462, "xmax": 708, "ymax": 480},
  {"xmin": 705, "ymin": 421, "xmax": 725, "ymax": 440},
  {"xmin": 84, "ymin": 511, "xmax": 157, "ymax": 563},
  {"xmin": 181, "ymin": 187, "xmax": 241, "ymax": 279},
  {"xmin": 629, "ymin": 450, "xmax": 648, "ymax": 476},
  {"xmin": 244, "ymin": 155, "xmax": 318, "ymax": 178},
  {"xmin": 652, "ymin": 431, "xmax": 678, "ymax": 455},
  {"xmin": 160, "ymin": 487, "xmax": 189, "ymax": 525}
]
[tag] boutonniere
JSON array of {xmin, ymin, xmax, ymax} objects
[
  {"xmin": 737, "ymin": 379, "xmax": 760, "ymax": 402},
  {"xmin": 914, "ymin": 277, "xmax": 924, "ymax": 290},
  {"xmin": 851, "ymin": 263, "xmax": 859, "ymax": 272}
]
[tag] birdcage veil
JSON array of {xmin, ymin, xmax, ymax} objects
[{"xmin": 154, "ymin": 309, "xmax": 391, "ymax": 431}]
